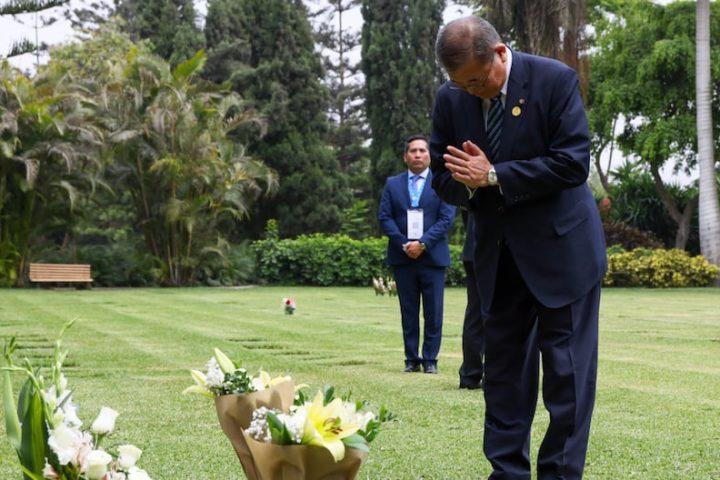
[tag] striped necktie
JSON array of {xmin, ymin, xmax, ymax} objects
[{"xmin": 487, "ymin": 95, "xmax": 504, "ymax": 161}]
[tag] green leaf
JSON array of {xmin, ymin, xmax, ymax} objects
[
  {"xmin": 322, "ymin": 385, "xmax": 335, "ymax": 405},
  {"xmin": 342, "ymin": 433, "xmax": 369, "ymax": 453},
  {"xmin": 172, "ymin": 50, "xmax": 206, "ymax": 83},
  {"xmin": 2, "ymin": 369, "xmax": 21, "ymax": 451},
  {"xmin": 213, "ymin": 348, "xmax": 236, "ymax": 374},
  {"xmin": 19, "ymin": 386, "xmax": 49, "ymax": 479},
  {"xmin": 266, "ymin": 411, "xmax": 293, "ymax": 444}
]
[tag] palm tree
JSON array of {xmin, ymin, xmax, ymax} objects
[
  {"xmin": 99, "ymin": 50, "xmax": 277, "ymax": 285},
  {"xmin": 0, "ymin": 61, "xmax": 102, "ymax": 286},
  {"xmin": 696, "ymin": 0, "xmax": 720, "ymax": 285}
]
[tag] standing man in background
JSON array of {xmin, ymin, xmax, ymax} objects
[
  {"xmin": 430, "ymin": 16, "xmax": 607, "ymax": 480},
  {"xmin": 379, "ymin": 135, "xmax": 456, "ymax": 374}
]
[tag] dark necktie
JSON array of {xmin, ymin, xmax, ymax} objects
[{"xmin": 487, "ymin": 95, "xmax": 504, "ymax": 161}]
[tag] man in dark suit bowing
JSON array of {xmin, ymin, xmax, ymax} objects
[
  {"xmin": 430, "ymin": 17, "xmax": 607, "ymax": 480},
  {"xmin": 379, "ymin": 135, "xmax": 456, "ymax": 375}
]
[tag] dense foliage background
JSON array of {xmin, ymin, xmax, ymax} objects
[{"xmin": 1, "ymin": 0, "xmax": 719, "ymax": 287}]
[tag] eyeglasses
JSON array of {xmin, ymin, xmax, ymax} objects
[{"xmin": 449, "ymin": 54, "xmax": 496, "ymax": 93}]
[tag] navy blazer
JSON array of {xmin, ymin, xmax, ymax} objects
[
  {"xmin": 378, "ymin": 170, "xmax": 456, "ymax": 267},
  {"xmin": 430, "ymin": 50, "xmax": 607, "ymax": 308}
]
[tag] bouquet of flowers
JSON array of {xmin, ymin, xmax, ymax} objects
[
  {"xmin": 1, "ymin": 320, "xmax": 152, "ymax": 480},
  {"xmin": 184, "ymin": 348, "xmax": 296, "ymax": 479},
  {"xmin": 283, "ymin": 298, "xmax": 296, "ymax": 315},
  {"xmin": 185, "ymin": 351, "xmax": 392, "ymax": 480},
  {"xmin": 241, "ymin": 386, "xmax": 391, "ymax": 480}
]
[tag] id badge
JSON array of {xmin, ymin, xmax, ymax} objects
[{"xmin": 407, "ymin": 209, "xmax": 424, "ymax": 240}]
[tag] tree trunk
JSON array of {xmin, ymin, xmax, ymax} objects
[
  {"xmin": 696, "ymin": 0, "xmax": 720, "ymax": 286},
  {"xmin": 649, "ymin": 163, "xmax": 696, "ymax": 251}
]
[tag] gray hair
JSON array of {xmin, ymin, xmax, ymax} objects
[{"xmin": 435, "ymin": 16, "xmax": 501, "ymax": 72}]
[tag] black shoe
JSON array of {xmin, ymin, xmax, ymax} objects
[
  {"xmin": 403, "ymin": 363, "xmax": 421, "ymax": 373},
  {"xmin": 459, "ymin": 378, "xmax": 485, "ymax": 390},
  {"xmin": 423, "ymin": 364, "xmax": 438, "ymax": 374},
  {"xmin": 459, "ymin": 378, "xmax": 483, "ymax": 390}
]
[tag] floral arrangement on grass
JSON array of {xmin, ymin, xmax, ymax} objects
[
  {"xmin": 247, "ymin": 386, "xmax": 386, "ymax": 462},
  {"xmin": 283, "ymin": 297, "xmax": 296, "ymax": 315},
  {"xmin": 184, "ymin": 350, "xmax": 392, "ymax": 480},
  {"xmin": 1, "ymin": 320, "xmax": 152, "ymax": 480},
  {"xmin": 183, "ymin": 348, "xmax": 291, "ymax": 398}
]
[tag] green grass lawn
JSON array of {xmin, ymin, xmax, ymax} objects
[{"xmin": 0, "ymin": 287, "xmax": 719, "ymax": 479}]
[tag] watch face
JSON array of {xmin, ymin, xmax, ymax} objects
[{"xmin": 488, "ymin": 170, "xmax": 497, "ymax": 185}]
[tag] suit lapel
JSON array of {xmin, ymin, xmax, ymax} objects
[
  {"xmin": 501, "ymin": 50, "xmax": 529, "ymax": 163},
  {"xmin": 402, "ymin": 172, "xmax": 412, "ymax": 207}
]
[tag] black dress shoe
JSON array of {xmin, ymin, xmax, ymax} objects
[
  {"xmin": 403, "ymin": 363, "xmax": 421, "ymax": 373},
  {"xmin": 459, "ymin": 378, "xmax": 483, "ymax": 390},
  {"xmin": 423, "ymin": 364, "xmax": 438, "ymax": 374}
]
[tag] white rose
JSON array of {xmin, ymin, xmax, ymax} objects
[
  {"xmin": 107, "ymin": 472, "xmax": 127, "ymax": 480},
  {"xmin": 83, "ymin": 449, "xmax": 112, "ymax": 480},
  {"xmin": 117, "ymin": 444, "xmax": 143, "ymax": 470},
  {"xmin": 48, "ymin": 423, "xmax": 83, "ymax": 465},
  {"xmin": 127, "ymin": 466, "xmax": 152, "ymax": 480},
  {"xmin": 91, "ymin": 407, "xmax": 119, "ymax": 435}
]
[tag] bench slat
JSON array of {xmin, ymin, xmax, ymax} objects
[{"xmin": 29, "ymin": 263, "xmax": 93, "ymax": 283}]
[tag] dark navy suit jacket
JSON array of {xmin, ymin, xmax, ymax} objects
[
  {"xmin": 430, "ymin": 50, "xmax": 607, "ymax": 309},
  {"xmin": 378, "ymin": 170, "xmax": 456, "ymax": 267}
]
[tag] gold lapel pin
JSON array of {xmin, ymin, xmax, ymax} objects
[{"xmin": 512, "ymin": 106, "xmax": 522, "ymax": 117}]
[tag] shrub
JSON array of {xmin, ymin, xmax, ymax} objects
[
  {"xmin": 253, "ymin": 234, "xmax": 466, "ymax": 287},
  {"xmin": 604, "ymin": 248, "xmax": 719, "ymax": 288},
  {"xmin": 603, "ymin": 220, "xmax": 664, "ymax": 250}
]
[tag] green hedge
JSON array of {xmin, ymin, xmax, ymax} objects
[
  {"xmin": 252, "ymin": 234, "xmax": 465, "ymax": 286},
  {"xmin": 253, "ymin": 236, "xmax": 720, "ymax": 288},
  {"xmin": 604, "ymin": 247, "xmax": 719, "ymax": 288}
]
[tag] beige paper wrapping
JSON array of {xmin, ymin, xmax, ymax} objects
[
  {"xmin": 215, "ymin": 381, "xmax": 296, "ymax": 480},
  {"xmin": 241, "ymin": 430, "xmax": 368, "ymax": 480}
]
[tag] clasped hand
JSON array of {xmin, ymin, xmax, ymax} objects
[
  {"xmin": 402, "ymin": 241, "xmax": 424, "ymax": 259},
  {"xmin": 443, "ymin": 140, "xmax": 493, "ymax": 188}
]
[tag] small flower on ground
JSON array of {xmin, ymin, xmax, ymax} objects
[{"xmin": 282, "ymin": 297, "xmax": 296, "ymax": 315}]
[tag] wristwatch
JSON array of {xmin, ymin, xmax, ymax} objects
[
  {"xmin": 419, "ymin": 241, "xmax": 426, "ymax": 251},
  {"xmin": 487, "ymin": 166, "xmax": 498, "ymax": 186}
]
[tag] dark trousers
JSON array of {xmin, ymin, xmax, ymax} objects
[
  {"xmin": 393, "ymin": 263, "xmax": 445, "ymax": 368},
  {"xmin": 459, "ymin": 260, "xmax": 484, "ymax": 385},
  {"xmin": 484, "ymin": 246, "xmax": 600, "ymax": 480}
]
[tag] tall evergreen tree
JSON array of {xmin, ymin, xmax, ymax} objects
[
  {"xmin": 309, "ymin": 0, "xmax": 374, "ymax": 238},
  {"xmin": 361, "ymin": 0, "xmax": 445, "ymax": 199},
  {"xmin": 1, "ymin": 0, "xmax": 69, "ymax": 64},
  {"xmin": 311, "ymin": 1, "xmax": 369, "ymax": 189},
  {"xmin": 204, "ymin": 0, "xmax": 350, "ymax": 237},
  {"xmin": 115, "ymin": 0, "xmax": 205, "ymax": 65}
]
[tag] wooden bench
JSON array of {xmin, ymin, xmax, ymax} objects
[{"xmin": 28, "ymin": 263, "xmax": 93, "ymax": 285}]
